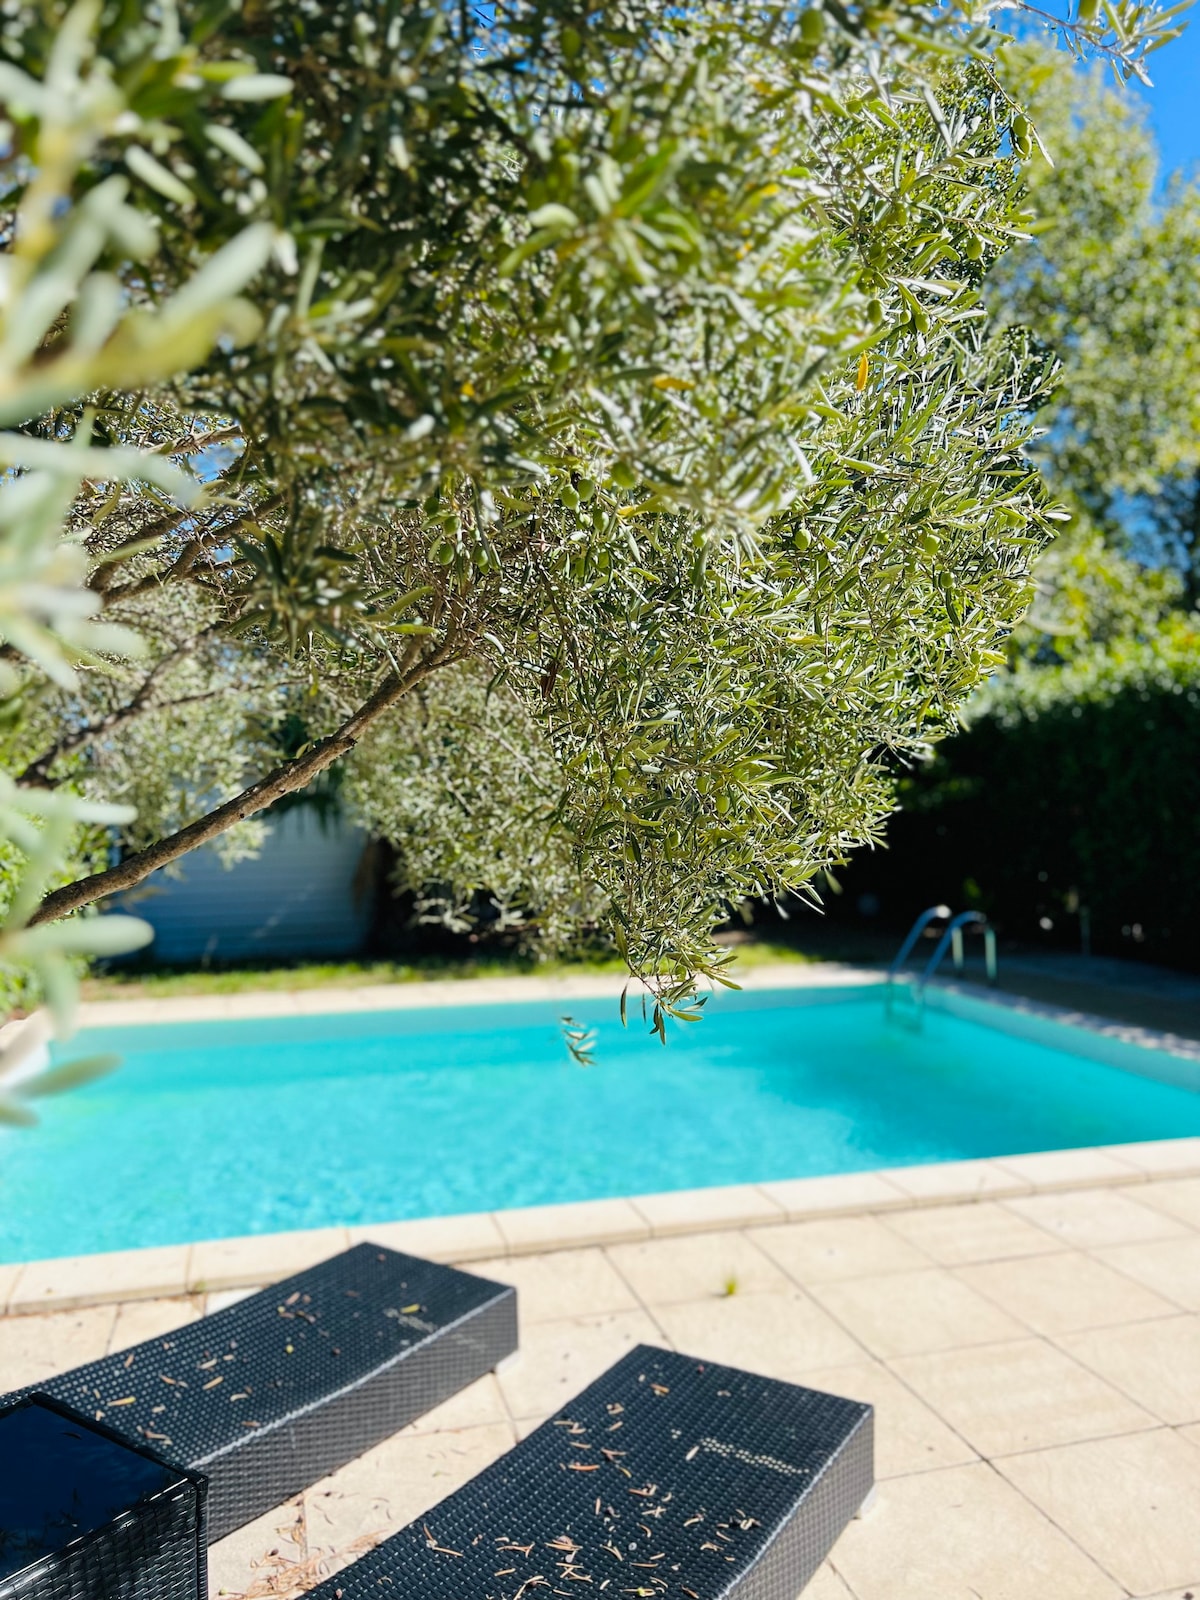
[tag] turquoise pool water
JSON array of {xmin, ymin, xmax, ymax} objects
[{"xmin": 2, "ymin": 986, "xmax": 1199, "ymax": 1262}]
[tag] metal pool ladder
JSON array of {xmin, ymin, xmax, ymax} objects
[{"xmin": 886, "ymin": 905, "xmax": 998, "ymax": 1024}]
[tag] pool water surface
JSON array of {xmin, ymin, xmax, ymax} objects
[{"xmin": 2, "ymin": 986, "xmax": 1198, "ymax": 1261}]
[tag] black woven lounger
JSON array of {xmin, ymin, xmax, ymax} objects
[
  {"xmin": 306, "ymin": 1344, "xmax": 872, "ymax": 1600},
  {"xmin": 4, "ymin": 1242, "xmax": 516, "ymax": 1543}
]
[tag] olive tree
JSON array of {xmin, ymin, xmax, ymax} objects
[{"xmin": 2, "ymin": 0, "xmax": 1185, "ymax": 1035}]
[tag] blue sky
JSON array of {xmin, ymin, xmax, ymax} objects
[{"xmin": 1131, "ymin": 17, "xmax": 1198, "ymax": 179}]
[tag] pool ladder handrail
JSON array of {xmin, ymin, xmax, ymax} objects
[
  {"xmin": 917, "ymin": 910, "xmax": 998, "ymax": 993},
  {"xmin": 885, "ymin": 904, "xmax": 950, "ymax": 1021},
  {"xmin": 887, "ymin": 904, "xmax": 952, "ymax": 983},
  {"xmin": 886, "ymin": 906, "xmax": 998, "ymax": 1023}
]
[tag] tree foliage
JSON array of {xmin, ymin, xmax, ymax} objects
[
  {"xmin": 990, "ymin": 46, "xmax": 1200, "ymax": 547},
  {"xmin": 0, "ymin": 0, "xmax": 1186, "ymax": 1034},
  {"xmin": 830, "ymin": 46, "xmax": 1200, "ymax": 965},
  {"xmin": 0, "ymin": 5, "xmax": 290, "ymax": 1114}
]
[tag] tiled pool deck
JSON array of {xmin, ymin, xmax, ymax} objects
[
  {"xmin": 6, "ymin": 967, "xmax": 1200, "ymax": 1598},
  {"xmin": 4, "ymin": 1139, "xmax": 1200, "ymax": 1599}
]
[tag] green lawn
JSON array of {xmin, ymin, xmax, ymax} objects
[{"xmin": 80, "ymin": 938, "xmax": 815, "ymax": 1001}]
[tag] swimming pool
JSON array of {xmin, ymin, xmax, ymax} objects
[{"xmin": 2, "ymin": 984, "xmax": 1198, "ymax": 1262}]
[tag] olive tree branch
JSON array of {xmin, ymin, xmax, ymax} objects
[
  {"xmin": 28, "ymin": 624, "xmax": 464, "ymax": 925},
  {"xmin": 15, "ymin": 626, "xmax": 231, "ymax": 788}
]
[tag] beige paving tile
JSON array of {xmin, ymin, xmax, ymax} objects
[
  {"xmin": 651, "ymin": 1287, "xmax": 863, "ymax": 1377},
  {"xmin": 891, "ymin": 1338, "xmax": 1155, "ymax": 1457},
  {"xmin": 1061, "ymin": 1317, "xmax": 1200, "ymax": 1424},
  {"xmin": 1129, "ymin": 1587, "xmax": 1200, "ymax": 1600},
  {"xmin": 350, "ymin": 1211, "xmax": 505, "ymax": 1262},
  {"xmin": 188, "ymin": 1228, "xmax": 351, "ymax": 1291},
  {"xmin": 803, "ymin": 1565, "xmax": 858, "ymax": 1599},
  {"xmin": 0, "ymin": 1261, "xmax": 23, "ymax": 1313},
  {"xmin": 1095, "ymin": 1236, "xmax": 1200, "ymax": 1312},
  {"xmin": 496, "ymin": 1308, "xmax": 662, "ymax": 1421},
  {"xmin": 405, "ymin": 1372, "xmax": 509, "ymax": 1435},
  {"xmin": 605, "ymin": 1231, "xmax": 789, "ymax": 1306},
  {"xmin": 757, "ymin": 1170, "xmax": 909, "ymax": 1220},
  {"xmin": 830, "ymin": 1462, "xmax": 1121, "ymax": 1600},
  {"xmin": 10, "ymin": 1245, "xmax": 190, "ymax": 1311},
  {"xmin": 750, "ymin": 1215, "xmax": 932, "ymax": 1284},
  {"xmin": 1005, "ymin": 1189, "xmax": 1189, "ymax": 1249},
  {"xmin": 494, "ymin": 1198, "xmax": 649, "ymax": 1252},
  {"xmin": 304, "ymin": 1421, "xmax": 515, "ymax": 1567},
  {"xmin": 791, "ymin": 1360, "xmax": 977, "ymax": 1479},
  {"xmin": 998, "ymin": 1429, "xmax": 1200, "ymax": 1596},
  {"xmin": 809, "ymin": 1268, "xmax": 1025, "ymax": 1359},
  {"xmin": 958, "ymin": 1250, "xmax": 1179, "ymax": 1336},
  {"xmin": 881, "ymin": 1201, "xmax": 1063, "ymax": 1266},
  {"xmin": 204, "ymin": 1287, "xmax": 259, "ymax": 1314},
  {"xmin": 109, "ymin": 1295, "xmax": 203, "ymax": 1353},
  {"xmin": 0, "ymin": 1304, "xmax": 116, "ymax": 1387},
  {"xmin": 630, "ymin": 1184, "xmax": 783, "ymax": 1235},
  {"xmin": 470, "ymin": 1248, "xmax": 636, "ymax": 1323},
  {"xmin": 207, "ymin": 1496, "xmax": 307, "ymax": 1598},
  {"xmin": 995, "ymin": 1146, "xmax": 1143, "ymax": 1190},
  {"xmin": 1133, "ymin": 1176, "xmax": 1200, "ymax": 1230},
  {"xmin": 1100, "ymin": 1137, "xmax": 1200, "ymax": 1177},
  {"xmin": 879, "ymin": 1159, "xmax": 1030, "ymax": 1204}
]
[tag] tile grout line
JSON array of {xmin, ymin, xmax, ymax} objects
[
  {"xmin": 747, "ymin": 1228, "xmax": 892, "ymax": 1375},
  {"xmin": 1078, "ymin": 1239, "xmax": 1200, "ymax": 1319},
  {"xmin": 597, "ymin": 1242, "xmax": 677, "ymax": 1351},
  {"xmin": 975, "ymin": 1451, "xmax": 1141, "ymax": 1598},
  {"xmin": 942, "ymin": 1258, "xmax": 1195, "ymax": 1340},
  {"xmin": 1048, "ymin": 1308, "xmax": 1199, "ymax": 1426}
]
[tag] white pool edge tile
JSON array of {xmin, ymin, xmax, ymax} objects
[
  {"xmin": 74, "ymin": 961, "xmax": 885, "ymax": 1029},
  {"xmin": 6, "ymin": 1139, "xmax": 1200, "ymax": 1315}
]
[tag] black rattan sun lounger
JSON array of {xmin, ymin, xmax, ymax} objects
[
  {"xmin": 305, "ymin": 1344, "xmax": 872, "ymax": 1600},
  {"xmin": 3, "ymin": 1242, "xmax": 516, "ymax": 1543}
]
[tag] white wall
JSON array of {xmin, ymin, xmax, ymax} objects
[{"xmin": 117, "ymin": 809, "xmax": 374, "ymax": 963}]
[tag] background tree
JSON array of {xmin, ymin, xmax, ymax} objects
[
  {"xmin": 2, "ymin": 0, "xmax": 1185, "ymax": 1028},
  {"xmin": 826, "ymin": 47, "xmax": 1200, "ymax": 966},
  {"xmin": 990, "ymin": 45, "xmax": 1200, "ymax": 581}
]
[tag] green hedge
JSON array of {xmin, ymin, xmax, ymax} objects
[{"xmin": 835, "ymin": 619, "xmax": 1200, "ymax": 967}]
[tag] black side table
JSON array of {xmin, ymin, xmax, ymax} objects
[{"xmin": 0, "ymin": 1394, "xmax": 207, "ymax": 1600}]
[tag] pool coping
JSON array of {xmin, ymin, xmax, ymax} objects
[
  {"xmin": 5, "ymin": 1135, "xmax": 1200, "ymax": 1317},
  {"xmin": 70, "ymin": 960, "xmax": 881, "ymax": 1027}
]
